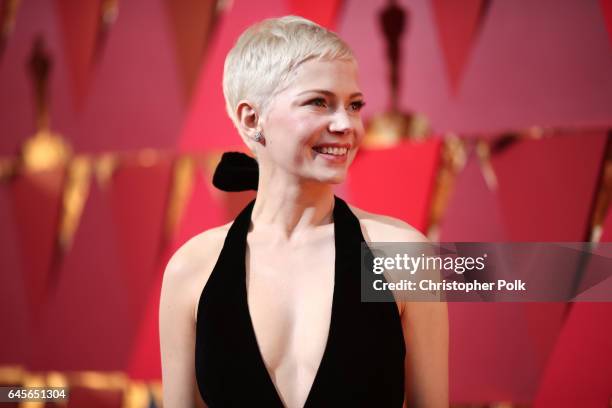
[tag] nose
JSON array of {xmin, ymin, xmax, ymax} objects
[{"xmin": 328, "ymin": 108, "xmax": 353, "ymax": 135}]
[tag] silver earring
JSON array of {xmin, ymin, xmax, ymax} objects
[{"xmin": 253, "ymin": 131, "xmax": 264, "ymax": 142}]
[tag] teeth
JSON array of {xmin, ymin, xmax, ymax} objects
[{"xmin": 314, "ymin": 146, "xmax": 348, "ymax": 156}]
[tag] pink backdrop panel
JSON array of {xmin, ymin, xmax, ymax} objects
[
  {"xmin": 53, "ymin": 0, "xmax": 100, "ymax": 111},
  {"xmin": 534, "ymin": 209, "xmax": 612, "ymax": 406},
  {"xmin": 339, "ymin": 0, "xmax": 612, "ymax": 134},
  {"xmin": 173, "ymin": 168, "xmax": 227, "ymax": 248},
  {"xmin": 64, "ymin": 387, "xmax": 123, "ymax": 408},
  {"xmin": 346, "ymin": 140, "xmax": 441, "ymax": 233},
  {"xmin": 172, "ymin": 164, "xmax": 254, "ymax": 249},
  {"xmin": 449, "ymin": 303, "xmax": 544, "ymax": 404},
  {"xmin": 164, "ymin": 0, "xmax": 218, "ymax": 105},
  {"xmin": 127, "ymin": 260, "xmax": 165, "ymax": 380},
  {"xmin": 572, "ymin": 208, "xmax": 612, "ymax": 302},
  {"xmin": 10, "ymin": 169, "xmax": 66, "ymax": 323},
  {"xmin": 439, "ymin": 152, "xmax": 506, "ymax": 241},
  {"xmin": 602, "ymin": 206, "xmax": 612, "ymax": 242},
  {"xmin": 430, "ymin": 0, "xmax": 488, "ymax": 94},
  {"xmin": 0, "ymin": 0, "xmax": 75, "ymax": 155},
  {"xmin": 533, "ymin": 302, "xmax": 612, "ymax": 408},
  {"xmin": 490, "ymin": 132, "xmax": 608, "ymax": 385},
  {"xmin": 439, "ymin": 154, "xmax": 564, "ymax": 403},
  {"xmin": 0, "ymin": 184, "xmax": 31, "ymax": 364},
  {"xmin": 109, "ymin": 158, "xmax": 174, "ymax": 327},
  {"xmin": 288, "ymin": 0, "xmax": 343, "ymax": 29},
  {"xmin": 67, "ymin": 0, "xmax": 183, "ymax": 152},
  {"xmin": 492, "ymin": 132, "xmax": 607, "ymax": 242},
  {"xmin": 30, "ymin": 180, "xmax": 132, "ymax": 371},
  {"xmin": 601, "ymin": 0, "xmax": 612, "ymax": 49}
]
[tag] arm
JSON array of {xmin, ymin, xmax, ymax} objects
[
  {"xmin": 159, "ymin": 250, "xmax": 206, "ymax": 408},
  {"xmin": 351, "ymin": 206, "xmax": 449, "ymax": 406},
  {"xmin": 400, "ymin": 233, "xmax": 448, "ymax": 406},
  {"xmin": 402, "ymin": 300, "xmax": 448, "ymax": 407}
]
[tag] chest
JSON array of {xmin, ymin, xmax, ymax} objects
[{"xmin": 245, "ymin": 240, "xmax": 335, "ymax": 405}]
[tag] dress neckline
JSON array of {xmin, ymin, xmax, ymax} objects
[{"xmin": 230, "ymin": 195, "xmax": 350, "ymax": 408}]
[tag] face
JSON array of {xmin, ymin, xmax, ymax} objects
[{"xmin": 258, "ymin": 58, "xmax": 366, "ymax": 184}]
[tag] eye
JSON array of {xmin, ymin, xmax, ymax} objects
[
  {"xmin": 349, "ymin": 100, "xmax": 366, "ymax": 112},
  {"xmin": 307, "ymin": 98, "xmax": 328, "ymax": 108}
]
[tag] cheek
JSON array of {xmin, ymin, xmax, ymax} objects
[
  {"xmin": 292, "ymin": 118, "xmax": 327, "ymax": 151},
  {"xmin": 353, "ymin": 120, "xmax": 366, "ymax": 145},
  {"xmin": 268, "ymin": 122, "xmax": 314, "ymax": 165}
]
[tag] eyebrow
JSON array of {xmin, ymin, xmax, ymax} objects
[{"xmin": 297, "ymin": 89, "xmax": 364, "ymax": 99}]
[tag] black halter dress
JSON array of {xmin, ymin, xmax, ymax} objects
[{"xmin": 195, "ymin": 195, "xmax": 405, "ymax": 407}]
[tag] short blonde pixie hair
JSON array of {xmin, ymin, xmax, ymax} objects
[{"xmin": 223, "ymin": 15, "xmax": 356, "ymax": 131}]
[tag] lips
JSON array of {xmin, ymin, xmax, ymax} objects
[
  {"xmin": 312, "ymin": 143, "xmax": 351, "ymax": 157},
  {"xmin": 311, "ymin": 143, "xmax": 351, "ymax": 164}
]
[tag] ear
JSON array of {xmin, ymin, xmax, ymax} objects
[{"xmin": 235, "ymin": 100, "xmax": 261, "ymax": 151}]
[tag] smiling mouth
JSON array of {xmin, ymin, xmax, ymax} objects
[{"xmin": 312, "ymin": 146, "xmax": 349, "ymax": 156}]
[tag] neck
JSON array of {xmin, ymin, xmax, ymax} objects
[{"xmin": 251, "ymin": 167, "xmax": 336, "ymax": 238}]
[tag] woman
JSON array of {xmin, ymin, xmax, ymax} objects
[{"xmin": 160, "ymin": 16, "xmax": 448, "ymax": 408}]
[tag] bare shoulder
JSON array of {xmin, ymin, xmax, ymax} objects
[
  {"xmin": 165, "ymin": 222, "xmax": 232, "ymax": 276},
  {"xmin": 160, "ymin": 224, "xmax": 232, "ymax": 408},
  {"xmin": 347, "ymin": 203, "xmax": 429, "ymax": 243},
  {"xmin": 162, "ymin": 222, "xmax": 233, "ymax": 322},
  {"xmin": 347, "ymin": 203, "xmax": 437, "ymax": 317}
]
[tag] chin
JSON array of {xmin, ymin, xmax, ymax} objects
[
  {"xmin": 319, "ymin": 171, "xmax": 347, "ymax": 185},
  {"xmin": 302, "ymin": 164, "xmax": 349, "ymax": 185}
]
